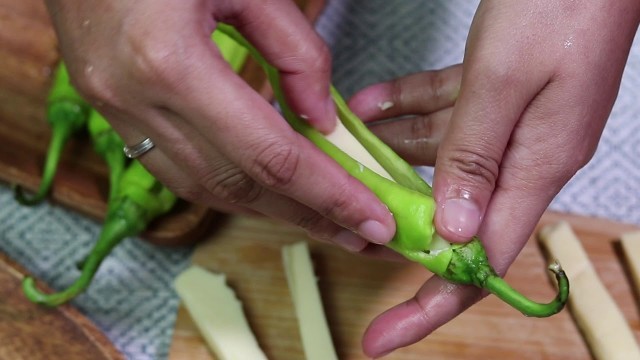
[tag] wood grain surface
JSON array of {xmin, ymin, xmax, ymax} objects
[
  {"xmin": 169, "ymin": 211, "xmax": 640, "ymax": 360},
  {"xmin": 0, "ymin": 252, "xmax": 124, "ymax": 360}
]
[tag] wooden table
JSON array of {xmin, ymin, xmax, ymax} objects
[{"xmin": 169, "ymin": 211, "xmax": 640, "ymax": 359}]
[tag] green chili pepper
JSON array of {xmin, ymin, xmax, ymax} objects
[
  {"xmin": 218, "ymin": 24, "xmax": 569, "ymax": 317},
  {"xmin": 211, "ymin": 29, "xmax": 249, "ymax": 73},
  {"xmin": 87, "ymin": 109, "xmax": 126, "ymax": 202},
  {"xmin": 14, "ymin": 62, "xmax": 91, "ymax": 205},
  {"xmin": 22, "ymin": 160, "xmax": 177, "ymax": 306}
]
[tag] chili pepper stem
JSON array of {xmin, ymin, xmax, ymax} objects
[
  {"xmin": 22, "ymin": 198, "xmax": 146, "ymax": 307},
  {"xmin": 441, "ymin": 239, "xmax": 569, "ymax": 317},
  {"xmin": 13, "ymin": 121, "xmax": 74, "ymax": 205},
  {"xmin": 483, "ymin": 261, "xmax": 569, "ymax": 317}
]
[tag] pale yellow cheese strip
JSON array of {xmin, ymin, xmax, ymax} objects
[
  {"xmin": 324, "ymin": 118, "xmax": 393, "ymax": 181},
  {"xmin": 621, "ymin": 231, "xmax": 640, "ymax": 298},
  {"xmin": 282, "ymin": 242, "xmax": 338, "ymax": 360},
  {"xmin": 174, "ymin": 266, "xmax": 268, "ymax": 360},
  {"xmin": 538, "ymin": 222, "xmax": 640, "ymax": 360}
]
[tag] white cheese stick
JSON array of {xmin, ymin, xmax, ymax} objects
[
  {"xmin": 538, "ymin": 222, "xmax": 640, "ymax": 360},
  {"xmin": 621, "ymin": 231, "xmax": 640, "ymax": 297},
  {"xmin": 282, "ymin": 242, "xmax": 338, "ymax": 360},
  {"xmin": 324, "ymin": 118, "xmax": 393, "ymax": 181},
  {"xmin": 174, "ymin": 266, "xmax": 267, "ymax": 360}
]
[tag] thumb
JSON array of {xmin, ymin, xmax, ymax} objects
[
  {"xmin": 432, "ymin": 70, "xmax": 543, "ymax": 243},
  {"xmin": 432, "ymin": 136, "xmax": 502, "ymax": 243}
]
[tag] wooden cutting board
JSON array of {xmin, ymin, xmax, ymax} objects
[
  {"xmin": 169, "ymin": 211, "xmax": 640, "ymax": 359},
  {"xmin": 0, "ymin": 251, "xmax": 123, "ymax": 360}
]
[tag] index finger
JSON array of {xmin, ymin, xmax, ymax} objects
[{"xmin": 217, "ymin": 0, "xmax": 336, "ymax": 132}]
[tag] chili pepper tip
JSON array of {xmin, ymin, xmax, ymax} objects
[{"xmin": 13, "ymin": 184, "xmax": 46, "ymax": 206}]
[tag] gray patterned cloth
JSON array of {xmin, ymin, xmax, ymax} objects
[{"xmin": 0, "ymin": 1, "xmax": 638, "ymax": 359}]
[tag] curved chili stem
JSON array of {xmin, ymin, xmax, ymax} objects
[
  {"xmin": 14, "ymin": 119, "xmax": 74, "ymax": 205},
  {"xmin": 14, "ymin": 62, "xmax": 90, "ymax": 205},
  {"xmin": 23, "ymin": 161, "xmax": 177, "ymax": 306},
  {"xmin": 218, "ymin": 24, "xmax": 569, "ymax": 317},
  {"xmin": 22, "ymin": 197, "xmax": 146, "ymax": 306},
  {"xmin": 485, "ymin": 262, "xmax": 569, "ymax": 317},
  {"xmin": 440, "ymin": 238, "xmax": 569, "ymax": 317}
]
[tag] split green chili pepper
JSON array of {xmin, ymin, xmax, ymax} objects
[
  {"xmin": 211, "ymin": 29, "xmax": 249, "ymax": 73},
  {"xmin": 87, "ymin": 109, "xmax": 126, "ymax": 202},
  {"xmin": 14, "ymin": 62, "xmax": 91, "ymax": 205},
  {"xmin": 218, "ymin": 24, "xmax": 569, "ymax": 317},
  {"xmin": 22, "ymin": 160, "xmax": 177, "ymax": 306}
]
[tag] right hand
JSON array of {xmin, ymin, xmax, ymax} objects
[
  {"xmin": 44, "ymin": 0, "xmax": 396, "ymax": 250},
  {"xmin": 349, "ymin": 0, "xmax": 639, "ymax": 356}
]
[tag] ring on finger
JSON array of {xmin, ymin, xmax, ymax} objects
[{"xmin": 123, "ymin": 137, "xmax": 155, "ymax": 159}]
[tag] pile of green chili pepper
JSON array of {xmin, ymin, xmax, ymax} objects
[
  {"xmin": 217, "ymin": 24, "xmax": 569, "ymax": 318},
  {"xmin": 19, "ymin": 30, "xmax": 251, "ymax": 306},
  {"xmin": 14, "ymin": 62, "xmax": 91, "ymax": 205}
]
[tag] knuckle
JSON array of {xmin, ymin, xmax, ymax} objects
[
  {"xmin": 128, "ymin": 37, "xmax": 181, "ymax": 88},
  {"xmin": 470, "ymin": 57, "xmax": 524, "ymax": 90},
  {"xmin": 574, "ymin": 145, "xmax": 597, "ymax": 170},
  {"xmin": 248, "ymin": 139, "xmax": 300, "ymax": 189},
  {"xmin": 425, "ymin": 70, "xmax": 448, "ymax": 101},
  {"xmin": 390, "ymin": 77, "xmax": 406, "ymax": 110},
  {"xmin": 411, "ymin": 115, "xmax": 437, "ymax": 139},
  {"xmin": 310, "ymin": 44, "xmax": 332, "ymax": 75},
  {"xmin": 315, "ymin": 178, "xmax": 358, "ymax": 221},
  {"xmin": 293, "ymin": 211, "xmax": 331, "ymax": 238},
  {"xmin": 70, "ymin": 68, "xmax": 118, "ymax": 107},
  {"xmin": 201, "ymin": 163, "xmax": 263, "ymax": 205},
  {"xmin": 446, "ymin": 147, "xmax": 500, "ymax": 189},
  {"xmin": 554, "ymin": 145, "xmax": 595, "ymax": 182},
  {"xmin": 295, "ymin": 39, "xmax": 332, "ymax": 75},
  {"xmin": 170, "ymin": 184, "xmax": 208, "ymax": 205}
]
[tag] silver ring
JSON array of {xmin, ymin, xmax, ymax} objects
[{"xmin": 123, "ymin": 137, "xmax": 155, "ymax": 159}]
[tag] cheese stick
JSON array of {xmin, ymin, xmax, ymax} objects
[
  {"xmin": 621, "ymin": 231, "xmax": 640, "ymax": 297},
  {"xmin": 538, "ymin": 222, "xmax": 640, "ymax": 360},
  {"xmin": 174, "ymin": 266, "xmax": 267, "ymax": 360},
  {"xmin": 282, "ymin": 242, "xmax": 338, "ymax": 360}
]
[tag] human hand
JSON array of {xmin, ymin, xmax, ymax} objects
[
  {"xmin": 349, "ymin": 0, "xmax": 640, "ymax": 355},
  {"xmin": 44, "ymin": 0, "xmax": 397, "ymax": 250}
]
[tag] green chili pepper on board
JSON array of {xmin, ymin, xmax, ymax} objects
[
  {"xmin": 20, "ymin": 31, "xmax": 251, "ymax": 307},
  {"xmin": 22, "ymin": 160, "xmax": 177, "ymax": 306},
  {"xmin": 87, "ymin": 109, "xmax": 126, "ymax": 202},
  {"xmin": 218, "ymin": 24, "xmax": 569, "ymax": 318},
  {"xmin": 14, "ymin": 62, "xmax": 91, "ymax": 205}
]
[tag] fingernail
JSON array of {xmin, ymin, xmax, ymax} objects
[
  {"xmin": 332, "ymin": 230, "xmax": 367, "ymax": 252},
  {"xmin": 358, "ymin": 220, "xmax": 394, "ymax": 245},
  {"xmin": 441, "ymin": 197, "xmax": 481, "ymax": 239}
]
